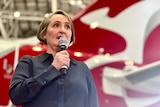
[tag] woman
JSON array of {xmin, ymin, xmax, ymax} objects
[{"xmin": 9, "ymin": 10, "xmax": 99, "ymax": 107}]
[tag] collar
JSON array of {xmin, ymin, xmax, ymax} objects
[
  {"xmin": 37, "ymin": 52, "xmax": 53, "ymax": 62},
  {"xmin": 37, "ymin": 52, "xmax": 78, "ymax": 65}
]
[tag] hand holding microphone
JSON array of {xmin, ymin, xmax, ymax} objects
[
  {"xmin": 58, "ymin": 36, "xmax": 69, "ymax": 75},
  {"xmin": 52, "ymin": 36, "xmax": 69, "ymax": 75}
]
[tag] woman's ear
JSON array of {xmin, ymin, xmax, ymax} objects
[{"xmin": 43, "ymin": 34, "xmax": 46, "ymax": 39}]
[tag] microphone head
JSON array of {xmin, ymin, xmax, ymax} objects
[{"xmin": 59, "ymin": 36, "xmax": 68, "ymax": 50}]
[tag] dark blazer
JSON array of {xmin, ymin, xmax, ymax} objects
[{"xmin": 9, "ymin": 52, "xmax": 99, "ymax": 107}]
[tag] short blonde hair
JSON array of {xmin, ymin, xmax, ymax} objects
[{"xmin": 37, "ymin": 9, "xmax": 75, "ymax": 44}]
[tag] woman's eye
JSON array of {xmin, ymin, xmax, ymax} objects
[
  {"xmin": 65, "ymin": 25, "xmax": 71, "ymax": 29},
  {"xmin": 53, "ymin": 23, "xmax": 59, "ymax": 27}
]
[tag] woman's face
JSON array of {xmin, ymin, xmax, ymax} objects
[{"xmin": 44, "ymin": 14, "xmax": 72, "ymax": 52}]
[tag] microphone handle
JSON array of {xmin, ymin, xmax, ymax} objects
[{"xmin": 60, "ymin": 65, "xmax": 67, "ymax": 75}]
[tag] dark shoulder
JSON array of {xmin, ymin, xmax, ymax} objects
[
  {"xmin": 18, "ymin": 55, "xmax": 34, "ymax": 65},
  {"xmin": 18, "ymin": 53, "xmax": 40, "ymax": 63},
  {"xmin": 19, "ymin": 52, "xmax": 49, "ymax": 61},
  {"xmin": 20, "ymin": 55, "xmax": 33, "ymax": 60},
  {"xmin": 70, "ymin": 58, "xmax": 89, "ymax": 69}
]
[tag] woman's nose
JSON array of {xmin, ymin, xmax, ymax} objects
[
  {"xmin": 59, "ymin": 27, "xmax": 66, "ymax": 36},
  {"xmin": 60, "ymin": 26, "xmax": 65, "ymax": 32}
]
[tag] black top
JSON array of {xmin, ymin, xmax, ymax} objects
[{"xmin": 9, "ymin": 52, "xmax": 99, "ymax": 107}]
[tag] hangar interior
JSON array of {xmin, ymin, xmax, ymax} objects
[{"xmin": 0, "ymin": 0, "xmax": 92, "ymax": 39}]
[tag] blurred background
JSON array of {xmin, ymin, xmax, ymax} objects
[
  {"xmin": 0, "ymin": 0, "xmax": 92, "ymax": 39},
  {"xmin": 1, "ymin": 0, "xmax": 160, "ymax": 107}
]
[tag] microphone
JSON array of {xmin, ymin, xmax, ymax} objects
[{"xmin": 58, "ymin": 36, "xmax": 68, "ymax": 75}]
